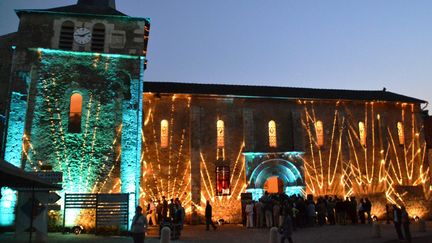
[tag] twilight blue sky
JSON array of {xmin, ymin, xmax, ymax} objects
[{"xmin": 1, "ymin": 0, "xmax": 431, "ymax": 105}]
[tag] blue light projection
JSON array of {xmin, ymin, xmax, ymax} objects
[
  {"xmin": 246, "ymin": 188, "xmax": 264, "ymax": 201},
  {"xmin": 120, "ymin": 58, "xmax": 145, "ymax": 229},
  {"xmin": 1, "ymin": 92, "xmax": 27, "ymax": 226},
  {"xmin": 284, "ymin": 186, "xmax": 304, "ymax": 196},
  {"xmin": 249, "ymin": 159, "xmax": 303, "ymax": 189},
  {"xmin": 31, "ymin": 48, "xmax": 143, "ymax": 60}
]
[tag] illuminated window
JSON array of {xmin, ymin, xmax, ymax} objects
[
  {"xmin": 315, "ymin": 120, "xmax": 324, "ymax": 147},
  {"xmin": 91, "ymin": 23, "xmax": 105, "ymax": 52},
  {"xmin": 359, "ymin": 121, "xmax": 366, "ymax": 146},
  {"xmin": 217, "ymin": 120, "xmax": 225, "ymax": 148},
  {"xmin": 397, "ymin": 122, "xmax": 404, "ymax": 145},
  {"xmin": 68, "ymin": 93, "xmax": 82, "ymax": 133},
  {"xmin": 59, "ymin": 21, "xmax": 74, "ymax": 50},
  {"xmin": 268, "ymin": 120, "xmax": 277, "ymax": 147},
  {"xmin": 216, "ymin": 166, "xmax": 230, "ymax": 196},
  {"xmin": 161, "ymin": 120, "xmax": 169, "ymax": 148}
]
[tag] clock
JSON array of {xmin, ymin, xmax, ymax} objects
[{"xmin": 73, "ymin": 27, "xmax": 92, "ymax": 45}]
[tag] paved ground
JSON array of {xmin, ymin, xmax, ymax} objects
[{"xmin": 1, "ymin": 222, "xmax": 432, "ymax": 243}]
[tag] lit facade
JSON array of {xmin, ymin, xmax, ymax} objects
[
  {"xmin": 1, "ymin": 0, "xmax": 431, "ymax": 228},
  {"xmin": 0, "ymin": 0, "xmax": 150, "ymax": 227},
  {"xmin": 141, "ymin": 83, "xmax": 432, "ymax": 222}
]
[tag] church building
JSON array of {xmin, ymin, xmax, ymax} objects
[{"xmin": 0, "ymin": 0, "xmax": 430, "ymax": 227}]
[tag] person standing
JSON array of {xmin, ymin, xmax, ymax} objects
[
  {"xmin": 245, "ymin": 200, "xmax": 254, "ymax": 228},
  {"xmin": 306, "ymin": 201, "xmax": 315, "ymax": 227},
  {"xmin": 279, "ymin": 212, "xmax": 294, "ymax": 243},
  {"xmin": 273, "ymin": 201, "xmax": 281, "ymax": 227},
  {"xmin": 401, "ymin": 206, "xmax": 411, "ymax": 243},
  {"xmin": 146, "ymin": 201, "xmax": 157, "ymax": 226},
  {"xmin": 393, "ymin": 205, "xmax": 404, "ymax": 241},
  {"xmin": 205, "ymin": 200, "xmax": 217, "ymax": 230},
  {"xmin": 168, "ymin": 199, "xmax": 176, "ymax": 221},
  {"xmin": 156, "ymin": 200, "xmax": 163, "ymax": 224},
  {"xmin": 255, "ymin": 199, "xmax": 264, "ymax": 228},
  {"xmin": 131, "ymin": 206, "xmax": 148, "ymax": 243},
  {"xmin": 162, "ymin": 196, "xmax": 168, "ymax": 221},
  {"xmin": 358, "ymin": 199, "xmax": 366, "ymax": 224},
  {"xmin": 364, "ymin": 198, "xmax": 372, "ymax": 224},
  {"xmin": 264, "ymin": 197, "xmax": 274, "ymax": 228}
]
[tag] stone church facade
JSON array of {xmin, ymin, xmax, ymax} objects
[
  {"xmin": 143, "ymin": 82, "xmax": 431, "ymax": 223},
  {"xmin": 0, "ymin": 0, "xmax": 431, "ymax": 227}
]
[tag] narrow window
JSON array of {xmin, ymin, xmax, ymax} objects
[
  {"xmin": 91, "ymin": 23, "xmax": 105, "ymax": 52},
  {"xmin": 216, "ymin": 166, "xmax": 230, "ymax": 196},
  {"xmin": 59, "ymin": 21, "xmax": 74, "ymax": 50},
  {"xmin": 217, "ymin": 120, "xmax": 225, "ymax": 148},
  {"xmin": 68, "ymin": 93, "xmax": 83, "ymax": 133},
  {"xmin": 315, "ymin": 120, "xmax": 324, "ymax": 147},
  {"xmin": 397, "ymin": 122, "xmax": 404, "ymax": 145},
  {"xmin": 359, "ymin": 121, "xmax": 366, "ymax": 146},
  {"xmin": 268, "ymin": 120, "xmax": 277, "ymax": 147},
  {"xmin": 161, "ymin": 120, "xmax": 169, "ymax": 148}
]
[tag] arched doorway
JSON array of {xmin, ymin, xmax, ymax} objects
[{"xmin": 246, "ymin": 158, "xmax": 304, "ymax": 199}]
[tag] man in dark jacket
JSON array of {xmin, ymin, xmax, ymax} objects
[
  {"xmin": 393, "ymin": 205, "xmax": 404, "ymax": 241},
  {"xmin": 205, "ymin": 200, "xmax": 217, "ymax": 230},
  {"xmin": 162, "ymin": 196, "xmax": 168, "ymax": 221}
]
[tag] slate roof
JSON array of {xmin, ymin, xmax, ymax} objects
[
  {"xmin": 16, "ymin": 0, "xmax": 127, "ymax": 18},
  {"xmin": 144, "ymin": 81, "xmax": 426, "ymax": 103},
  {"xmin": 42, "ymin": 3, "xmax": 127, "ymax": 17}
]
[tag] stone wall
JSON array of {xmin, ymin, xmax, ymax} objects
[
  {"xmin": 10, "ymin": 49, "xmax": 141, "ymax": 226},
  {"xmin": 144, "ymin": 93, "xmax": 432, "ymax": 222}
]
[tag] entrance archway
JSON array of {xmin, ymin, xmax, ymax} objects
[{"xmin": 249, "ymin": 159, "xmax": 302, "ymax": 188}]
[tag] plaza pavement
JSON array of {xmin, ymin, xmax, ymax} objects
[{"xmin": 1, "ymin": 221, "xmax": 432, "ymax": 243}]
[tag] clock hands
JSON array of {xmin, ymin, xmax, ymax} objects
[{"xmin": 75, "ymin": 33, "xmax": 90, "ymax": 37}]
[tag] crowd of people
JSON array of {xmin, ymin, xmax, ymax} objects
[
  {"xmin": 131, "ymin": 196, "xmax": 186, "ymax": 243},
  {"xmin": 244, "ymin": 192, "xmax": 412, "ymax": 243},
  {"xmin": 244, "ymin": 192, "xmax": 374, "ymax": 229},
  {"xmin": 130, "ymin": 192, "xmax": 412, "ymax": 243},
  {"xmin": 145, "ymin": 196, "xmax": 186, "ymax": 227}
]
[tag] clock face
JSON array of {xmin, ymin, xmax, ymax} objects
[{"xmin": 73, "ymin": 28, "xmax": 92, "ymax": 45}]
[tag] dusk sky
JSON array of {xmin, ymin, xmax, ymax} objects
[{"xmin": 1, "ymin": 0, "xmax": 431, "ymax": 106}]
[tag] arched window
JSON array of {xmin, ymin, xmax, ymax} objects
[
  {"xmin": 268, "ymin": 120, "xmax": 277, "ymax": 148},
  {"xmin": 216, "ymin": 166, "xmax": 230, "ymax": 196},
  {"xmin": 68, "ymin": 93, "xmax": 83, "ymax": 133},
  {"xmin": 91, "ymin": 23, "xmax": 105, "ymax": 52},
  {"xmin": 217, "ymin": 120, "xmax": 225, "ymax": 148},
  {"xmin": 397, "ymin": 122, "xmax": 404, "ymax": 145},
  {"xmin": 359, "ymin": 121, "xmax": 366, "ymax": 146},
  {"xmin": 315, "ymin": 120, "xmax": 324, "ymax": 147},
  {"xmin": 161, "ymin": 120, "xmax": 169, "ymax": 148},
  {"xmin": 59, "ymin": 21, "xmax": 74, "ymax": 50}
]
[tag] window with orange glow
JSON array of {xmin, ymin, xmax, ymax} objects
[
  {"xmin": 161, "ymin": 120, "xmax": 169, "ymax": 148},
  {"xmin": 315, "ymin": 120, "xmax": 324, "ymax": 147},
  {"xmin": 397, "ymin": 122, "xmax": 404, "ymax": 145},
  {"xmin": 268, "ymin": 120, "xmax": 277, "ymax": 147},
  {"xmin": 216, "ymin": 166, "xmax": 230, "ymax": 196},
  {"xmin": 68, "ymin": 93, "xmax": 83, "ymax": 133},
  {"xmin": 359, "ymin": 121, "xmax": 366, "ymax": 146},
  {"xmin": 217, "ymin": 120, "xmax": 225, "ymax": 148}
]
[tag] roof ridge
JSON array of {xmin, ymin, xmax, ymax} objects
[
  {"xmin": 144, "ymin": 81, "xmax": 386, "ymax": 93},
  {"xmin": 143, "ymin": 81, "xmax": 426, "ymax": 103}
]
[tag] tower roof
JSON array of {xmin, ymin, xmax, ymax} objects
[{"xmin": 16, "ymin": 0, "xmax": 127, "ymax": 18}]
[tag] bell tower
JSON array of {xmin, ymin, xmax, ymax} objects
[{"xmin": 1, "ymin": 0, "xmax": 150, "ymax": 226}]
